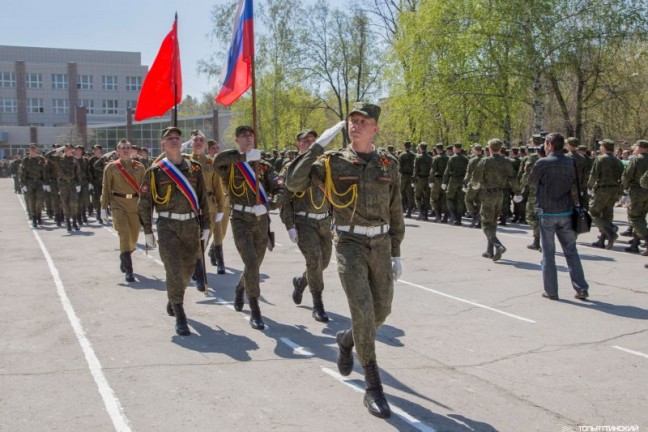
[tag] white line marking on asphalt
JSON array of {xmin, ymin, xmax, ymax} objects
[
  {"xmin": 280, "ymin": 337, "xmax": 314, "ymax": 357},
  {"xmin": 321, "ymin": 367, "xmax": 437, "ymax": 432},
  {"xmin": 19, "ymin": 199, "xmax": 132, "ymax": 432},
  {"xmin": 398, "ymin": 279, "xmax": 536, "ymax": 324},
  {"xmin": 612, "ymin": 346, "xmax": 648, "ymax": 359}
]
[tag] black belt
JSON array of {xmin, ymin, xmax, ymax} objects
[
  {"xmin": 401, "ymin": 172, "xmax": 413, "ymax": 176},
  {"xmin": 597, "ymin": 185, "xmax": 619, "ymax": 188},
  {"xmin": 113, "ymin": 192, "xmax": 139, "ymax": 199},
  {"xmin": 484, "ymin": 187, "xmax": 504, "ymax": 191},
  {"xmin": 58, "ymin": 178, "xmax": 75, "ymax": 182}
]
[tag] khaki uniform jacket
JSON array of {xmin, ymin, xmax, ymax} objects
[
  {"xmin": 189, "ymin": 153, "xmax": 225, "ymax": 214},
  {"xmin": 101, "ymin": 159, "xmax": 146, "ymax": 213}
]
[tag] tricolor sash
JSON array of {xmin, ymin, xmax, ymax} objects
[
  {"xmin": 114, "ymin": 159, "xmax": 141, "ymax": 193},
  {"xmin": 236, "ymin": 161, "xmax": 268, "ymax": 204},
  {"xmin": 156, "ymin": 158, "xmax": 200, "ymax": 214}
]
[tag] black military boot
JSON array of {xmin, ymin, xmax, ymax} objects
[
  {"xmin": 434, "ymin": 209, "xmax": 442, "ymax": 223},
  {"xmin": 498, "ymin": 214, "xmax": 507, "ymax": 226},
  {"xmin": 208, "ymin": 242, "xmax": 217, "ymax": 266},
  {"xmin": 311, "ymin": 292, "xmax": 329, "ymax": 323},
  {"xmin": 591, "ymin": 234, "xmax": 606, "ymax": 248},
  {"xmin": 475, "ymin": 214, "xmax": 482, "ymax": 228},
  {"xmin": 37, "ymin": 214, "xmax": 42, "ymax": 225},
  {"xmin": 248, "ymin": 297, "xmax": 265, "ymax": 330},
  {"xmin": 97, "ymin": 214, "xmax": 103, "ymax": 224},
  {"xmin": 482, "ymin": 240, "xmax": 494, "ymax": 258},
  {"xmin": 66, "ymin": 219, "xmax": 72, "ymax": 233},
  {"xmin": 625, "ymin": 237, "xmax": 640, "ymax": 253},
  {"xmin": 72, "ymin": 219, "xmax": 80, "ymax": 231},
  {"xmin": 166, "ymin": 301, "xmax": 174, "ymax": 316},
  {"xmin": 469, "ymin": 211, "xmax": 478, "ymax": 228},
  {"xmin": 416, "ymin": 207, "xmax": 425, "ymax": 221},
  {"xmin": 124, "ymin": 252, "xmax": 135, "ymax": 282},
  {"xmin": 453, "ymin": 212, "xmax": 462, "ymax": 226},
  {"xmin": 422, "ymin": 209, "xmax": 429, "ymax": 221},
  {"xmin": 31, "ymin": 216, "xmax": 37, "ymax": 228},
  {"xmin": 82, "ymin": 212, "xmax": 88, "ymax": 224},
  {"xmin": 171, "ymin": 303, "xmax": 190, "ymax": 336},
  {"xmin": 233, "ymin": 282, "xmax": 245, "ymax": 311},
  {"xmin": 194, "ymin": 259, "xmax": 205, "ymax": 292},
  {"xmin": 492, "ymin": 238, "xmax": 507, "ymax": 261},
  {"xmin": 292, "ymin": 276, "xmax": 308, "ymax": 305},
  {"xmin": 405, "ymin": 207, "xmax": 412, "ymax": 218},
  {"xmin": 119, "ymin": 252, "xmax": 127, "ymax": 273},
  {"xmin": 336, "ymin": 329, "xmax": 354, "ymax": 376},
  {"xmin": 620, "ymin": 226, "xmax": 634, "ymax": 237},
  {"xmin": 527, "ymin": 235, "xmax": 541, "ymax": 251},
  {"xmin": 605, "ymin": 226, "xmax": 619, "ymax": 250},
  {"xmin": 441, "ymin": 212, "xmax": 449, "ymax": 223},
  {"xmin": 215, "ymin": 245, "xmax": 226, "ymax": 275},
  {"xmin": 56, "ymin": 213, "xmax": 62, "ymax": 227},
  {"xmin": 363, "ymin": 361, "xmax": 391, "ymax": 419}
]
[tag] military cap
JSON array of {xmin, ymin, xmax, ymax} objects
[
  {"xmin": 435, "ymin": 143, "xmax": 444, "ymax": 150},
  {"xmin": 348, "ymin": 102, "xmax": 381, "ymax": 122},
  {"xmin": 161, "ymin": 126, "xmax": 182, "ymax": 138},
  {"xmin": 453, "ymin": 143, "xmax": 462, "ymax": 149},
  {"xmin": 63, "ymin": 143, "xmax": 72, "ymax": 148},
  {"xmin": 131, "ymin": 144, "xmax": 141, "ymax": 151},
  {"xmin": 93, "ymin": 144, "xmax": 102, "ymax": 150},
  {"xmin": 29, "ymin": 143, "xmax": 37, "ymax": 149},
  {"xmin": 599, "ymin": 139, "xmax": 615, "ymax": 151},
  {"xmin": 566, "ymin": 137, "xmax": 580, "ymax": 146},
  {"xmin": 52, "ymin": 144, "xmax": 60, "ymax": 148},
  {"xmin": 578, "ymin": 145, "xmax": 587, "ymax": 151},
  {"xmin": 511, "ymin": 146, "xmax": 519, "ymax": 153},
  {"xmin": 634, "ymin": 140, "xmax": 648, "ymax": 149},
  {"xmin": 418, "ymin": 142, "xmax": 428, "ymax": 148},
  {"xmin": 488, "ymin": 138, "xmax": 504, "ymax": 150},
  {"xmin": 404, "ymin": 141, "xmax": 412, "ymax": 146},
  {"xmin": 139, "ymin": 147, "xmax": 149, "ymax": 153},
  {"xmin": 75, "ymin": 145, "xmax": 85, "ymax": 150},
  {"xmin": 296, "ymin": 129, "xmax": 318, "ymax": 141},
  {"xmin": 531, "ymin": 134, "xmax": 543, "ymax": 143},
  {"xmin": 472, "ymin": 144, "xmax": 482, "ymax": 151},
  {"xmin": 387, "ymin": 144, "xmax": 395, "ymax": 151},
  {"xmin": 235, "ymin": 125, "xmax": 254, "ymax": 137}
]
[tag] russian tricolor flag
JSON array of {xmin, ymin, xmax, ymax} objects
[{"xmin": 215, "ymin": 0, "xmax": 254, "ymax": 107}]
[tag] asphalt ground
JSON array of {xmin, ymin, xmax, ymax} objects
[{"xmin": 1, "ymin": 177, "xmax": 646, "ymax": 432}]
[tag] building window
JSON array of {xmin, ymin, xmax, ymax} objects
[
  {"xmin": 26, "ymin": 73, "xmax": 43, "ymax": 89},
  {"xmin": 27, "ymin": 98, "xmax": 44, "ymax": 113},
  {"xmin": 102, "ymin": 99, "xmax": 119, "ymax": 115},
  {"xmin": 126, "ymin": 76, "xmax": 142, "ymax": 91},
  {"xmin": 51, "ymin": 73, "xmax": 69, "ymax": 89},
  {"xmin": 0, "ymin": 72, "xmax": 16, "ymax": 88},
  {"xmin": 102, "ymin": 75, "xmax": 118, "ymax": 91},
  {"xmin": 53, "ymin": 99, "xmax": 70, "ymax": 114},
  {"xmin": 0, "ymin": 98, "xmax": 18, "ymax": 113},
  {"xmin": 126, "ymin": 100, "xmax": 137, "ymax": 111},
  {"xmin": 77, "ymin": 74, "xmax": 93, "ymax": 90},
  {"xmin": 78, "ymin": 99, "xmax": 95, "ymax": 114}
]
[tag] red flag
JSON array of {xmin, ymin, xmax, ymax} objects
[
  {"xmin": 215, "ymin": 0, "xmax": 254, "ymax": 106},
  {"xmin": 134, "ymin": 17, "xmax": 182, "ymax": 121}
]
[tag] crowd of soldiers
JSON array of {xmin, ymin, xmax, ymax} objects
[{"xmin": 394, "ymin": 135, "xmax": 648, "ymax": 266}]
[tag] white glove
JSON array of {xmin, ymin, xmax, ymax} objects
[
  {"xmin": 215, "ymin": 212, "xmax": 224, "ymax": 222},
  {"xmin": 472, "ymin": 182, "xmax": 481, "ymax": 190},
  {"xmin": 315, "ymin": 120, "xmax": 346, "ymax": 148},
  {"xmin": 145, "ymin": 233, "xmax": 157, "ymax": 248},
  {"xmin": 100, "ymin": 209, "xmax": 108, "ymax": 221},
  {"xmin": 411, "ymin": 183, "xmax": 416, "ymax": 188},
  {"xmin": 428, "ymin": 183, "xmax": 434, "ymax": 189},
  {"xmin": 75, "ymin": 185, "xmax": 81, "ymax": 193},
  {"xmin": 513, "ymin": 194, "xmax": 524, "ymax": 203},
  {"xmin": 462, "ymin": 186, "xmax": 468, "ymax": 193},
  {"xmin": 391, "ymin": 257, "xmax": 403, "ymax": 280},
  {"xmin": 253, "ymin": 204, "xmax": 267, "ymax": 216},
  {"xmin": 21, "ymin": 186, "xmax": 27, "ymax": 193},
  {"xmin": 246, "ymin": 148, "xmax": 261, "ymax": 162},
  {"xmin": 200, "ymin": 228, "xmax": 210, "ymax": 241},
  {"xmin": 441, "ymin": 183, "xmax": 447, "ymax": 191},
  {"xmin": 587, "ymin": 189, "xmax": 594, "ymax": 196},
  {"xmin": 288, "ymin": 228, "xmax": 298, "ymax": 243},
  {"xmin": 42, "ymin": 185, "xmax": 50, "ymax": 192},
  {"xmin": 88, "ymin": 184, "xmax": 94, "ymax": 191}
]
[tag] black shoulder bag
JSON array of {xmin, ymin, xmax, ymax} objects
[{"xmin": 572, "ymin": 159, "xmax": 592, "ymax": 234}]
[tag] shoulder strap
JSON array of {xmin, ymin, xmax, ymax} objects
[{"xmin": 113, "ymin": 160, "xmax": 140, "ymax": 193}]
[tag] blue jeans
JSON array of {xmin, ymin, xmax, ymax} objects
[{"xmin": 539, "ymin": 215, "xmax": 589, "ymax": 297}]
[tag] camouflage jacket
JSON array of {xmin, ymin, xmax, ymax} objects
[
  {"xmin": 398, "ymin": 150, "xmax": 416, "ymax": 176},
  {"xmin": 20, "ymin": 155, "xmax": 47, "ymax": 183},
  {"xmin": 46, "ymin": 151, "xmax": 80, "ymax": 183},
  {"xmin": 587, "ymin": 153, "xmax": 624, "ymax": 190},
  {"xmin": 429, "ymin": 153, "xmax": 448, "ymax": 181},
  {"xmin": 621, "ymin": 153, "xmax": 648, "ymax": 193},
  {"xmin": 472, "ymin": 153, "xmax": 520, "ymax": 193},
  {"xmin": 443, "ymin": 153, "xmax": 468, "ymax": 185},
  {"xmin": 413, "ymin": 153, "xmax": 432, "ymax": 178},
  {"xmin": 279, "ymin": 158, "xmax": 331, "ymax": 230}
]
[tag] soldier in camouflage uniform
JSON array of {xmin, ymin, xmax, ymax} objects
[
  {"xmin": 588, "ymin": 139, "xmax": 624, "ymax": 250},
  {"xmin": 101, "ymin": 139, "xmax": 145, "ymax": 283},
  {"xmin": 398, "ymin": 141, "xmax": 416, "ymax": 217},
  {"xmin": 520, "ymin": 139, "xmax": 542, "ymax": 250},
  {"xmin": 621, "ymin": 140, "xmax": 648, "ymax": 254},
  {"xmin": 280, "ymin": 129, "xmax": 333, "ymax": 323},
  {"xmin": 509, "ymin": 147, "xmax": 523, "ymax": 222},
  {"xmin": 47, "ymin": 144, "xmax": 81, "ymax": 232},
  {"xmin": 464, "ymin": 144, "xmax": 483, "ymax": 228},
  {"xmin": 443, "ymin": 144, "xmax": 469, "ymax": 225},
  {"xmin": 413, "ymin": 142, "xmax": 432, "ymax": 220},
  {"xmin": 11, "ymin": 154, "xmax": 23, "ymax": 194},
  {"xmin": 206, "ymin": 139, "xmax": 230, "ymax": 274},
  {"xmin": 286, "ymin": 102, "xmax": 405, "ymax": 419},
  {"xmin": 21, "ymin": 144, "xmax": 48, "ymax": 227},
  {"xmin": 74, "ymin": 145, "xmax": 91, "ymax": 225},
  {"xmin": 138, "ymin": 127, "xmax": 210, "ymax": 337},
  {"xmin": 471, "ymin": 139, "xmax": 522, "ymax": 261},
  {"xmin": 429, "ymin": 143, "xmax": 449, "ymax": 223},
  {"xmin": 88, "ymin": 145, "xmax": 104, "ymax": 222},
  {"xmin": 213, "ymin": 125, "xmax": 286, "ymax": 331}
]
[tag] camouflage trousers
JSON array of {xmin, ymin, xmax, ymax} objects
[
  {"xmin": 296, "ymin": 217, "xmax": 333, "ymax": 294},
  {"xmin": 464, "ymin": 186, "xmax": 481, "ymax": 215},
  {"xmin": 157, "ymin": 218, "xmax": 201, "ymax": 305},
  {"xmin": 113, "ymin": 208, "xmax": 141, "ymax": 253},
  {"xmin": 58, "ymin": 180, "xmax": 78, "ymax": 219},
  {"xmin": 590, "ymin": 187, "xmax": 620, "ymax": 235},
  {"xmin": 627, "ymin": 189, "xmax": 648, "ymax": 238},
  {"xmin": 335, "ymin": 232, "xmax": 393, "ymax": 366},
  {"xmin": 13, "ymin": 176, "xmax": 21, "ymax": 193},
  {"xmin": 400, "ymin": 174, "xmax": 415, "ymax": 211},
  {"xmin": 526, "ymin": 189, "xmax": 538, "ymax": 237},
  {"xmin": 414, "ymin": 178, "xmax": 430, "ymax": 212},
  {"xmin": 77, "ymin": 184, "xmax": 89, "ymax": 217},
  {"xmin": 24, "ymin": 180, "xmax": 44, "ymax": 217},
  {"xmin": 479, "ymin": 189, "xmax": 504, "ymax": 241},
  {"xmin": 49, "ymin": 183, "xmax": 61, "ymax": 216},
  {"xmin": 445, "ymin": 181, "xmax": 465, "ymax": 216},
  {"xmin": 91, "ymin": 182, "xmax": 103, "ymax": 215},
  {"xmin": 430, "ymin": 179, "xmax": 447, "ymax": 216},
  {"xmin": 231, "ymin": 211, "xmax": 269, "ymax": 299}
]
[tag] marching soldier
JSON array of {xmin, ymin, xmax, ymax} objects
[
  {"xmin": 520, "ymin": 138, "xmax": 542, "ymax": 250},
  {"xmin": 21, "ymin": 144, "xmax": 48, "ymax": 227},
  {"xmin": 464, "ymin": 144, "xmax": 483, "ymax": 228},
  {"xmin": 280, "ymin": 129, "xmax": 332, "ymax": 323},
  {"xmin": 11, "ymin": 153, "xmax": 23, "ymax": 194},
  {"xmin": 621, "ymin": 140, "xmax": 648, "ymax": 254},
  {"xmin": 47, "ymin": 144, "xmax": 81, "ymax": 232},
  {"xmin": 138, "ymin": 127, "xmax": 210, "ymax": 336},
  {"xmin": 206, "ymin": 139, "xmax": 230, "ymax": 274},
  {"xmin": 213, "ymin": 125, "xmax": 286, "ymax": 331},
  {"xmin": 398, "ymin": 141, "xmax": 416, "ymax": 218},
  {"xmin": 471, "ymin": 138, "xmax": 522, "ymax": 261},
  {"xmin": 413, "ymin": 142, "xmax": 432, "ymax": 220},
  {"xmin": 429, "ymin": 143, "xmax": 449, "ymax": 223},
  {"xmin": 74, "ymin": 145, "xmax": 91, "ymax": 225},
  {"xmin": 443, "ymin": 143, "xmax": 469, "ymax": 225},
  {"xmin": 88, "ymin": 145, "xmax": 104, "ymax": 222},
  {"xmin": 286, "ymin": 102, "xmax": 405, "ymax": 419},
  {"xmin": 101, "ymin": 139, "xmax": 145, "ymax": 282}
]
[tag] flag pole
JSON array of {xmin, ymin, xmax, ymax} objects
[
  {"xmin": 172, "ymin": 12, "xmax": 179, "ymax": 127},
  {"xmin": 250, "ymin": 1, "xmax": 261, "ymax": 210}
]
